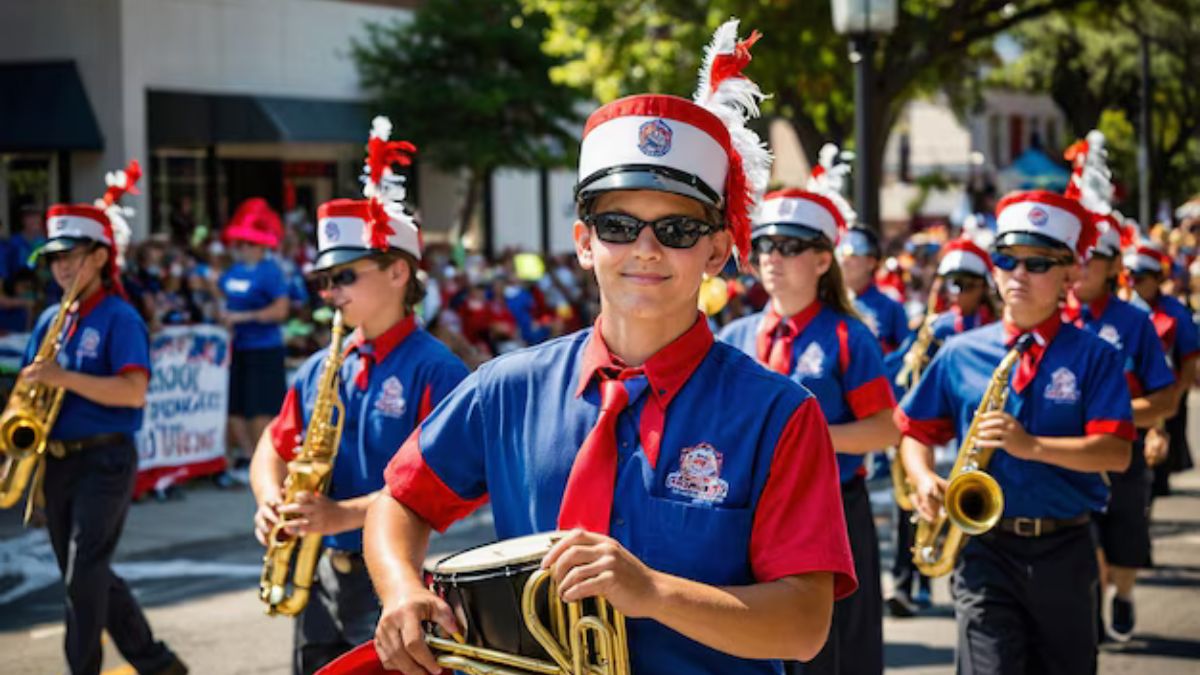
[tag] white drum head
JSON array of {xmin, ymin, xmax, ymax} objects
[{"xmin": 433, "ymin": 531, "xmax": 564, "ymax": 575}]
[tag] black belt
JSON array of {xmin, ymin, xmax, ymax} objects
[
  {"xmin": 996, "ymin": 513, "xmax": 1091, "ymax": 538},
  {"xmin": 47, "ymin": 432, "xmax": 130, "ymax": 458}
]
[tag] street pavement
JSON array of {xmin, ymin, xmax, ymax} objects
[{"xmin": 3, "ymin": 411, "xmax": 1200, "ymax": 673}]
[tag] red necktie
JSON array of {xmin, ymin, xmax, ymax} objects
[
  {"xmin": 557, "ymin": 374, "xmax": 632, "ymax": 534},
  {"xmin": 353, "ymin": 346, "xmax": 375, "ymax": 390},
  {"xmin": 768, "ymin": 322, "xmax": 794, "ymax": 375},
  {"xmin": 1010, "ymin": 334, "xmax": 1039, "ymax": 394}
]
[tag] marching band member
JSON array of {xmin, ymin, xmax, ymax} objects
[
  {"xmin": 839, "ymin": 225, "xmax": 911, "ymax": 357},
  {"xmin": 249, "ymin": 118, "xmax": 468, "ymax": 675},
  {"xmin": 365, "ymin": 20, "xmax": 856, "ymax": 675},
  {"xmin": 888, "ymin": 236, "xmax": 997, "ymax": 617},
  {"xmin": 1124, "ymin": 243, "xmax": 1200, "ymax": 500},
  {"xmin": 1068, "ymin": 218, "xmax": 1175, "ymax": 643},
  {"xmin": 720, "ymin": 187, "xmax": 899, "ymax": 675},
  {"xmin": 23, "ymin": 163, "xmax": 188, "ymax": 675},
  {"xmin": 898, "ymin": 190, "xmax": 1134, "ymax": 674}
]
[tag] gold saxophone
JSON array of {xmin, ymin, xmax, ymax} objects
[
  {"xmin": 429, "ymin": 569, "xmax": 629, "ymax": 675},
  {"xmin": 0, "ymin": 275, "xmax": 85, "ymax": 523},
  {"xmin": 910, "ymin": 337, "xmax": 1031, "ymax": 578},
  {"xmin": 892, "ymin": 294, "xmax": 941, "ymax": 511},
  {"xmin": 259, "ymin": 310, "xmax": 347, "ymax": 616}
]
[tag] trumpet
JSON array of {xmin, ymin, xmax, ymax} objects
[
  {"xmin": 911, "ymin": 336, "xmax": 1031, "ymax": 577},
  {"xmin": 0, "ymin": 274, "xmax": 86, "ymax": 523},
  {"xmin": 259, "ymin": 310, "xmax": 347, "ymax": 616}
]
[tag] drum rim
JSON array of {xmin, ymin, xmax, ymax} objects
[{"xmin": 429, "ymin": 531, "xmax": 564, "ymax": 575}]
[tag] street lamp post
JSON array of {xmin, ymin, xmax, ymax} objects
[{"xmin": 831, "ymin": 0, "xmax": 897, "ymax": 233}]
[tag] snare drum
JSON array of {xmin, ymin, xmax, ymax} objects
[{"xmin": 427, "ymin": 531, "xmax": 561, "ymax": 661}]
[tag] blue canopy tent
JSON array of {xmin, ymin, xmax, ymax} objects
[{"xmin": 998, "ymin": 147, "xmax": 1071, "ymax": 192}]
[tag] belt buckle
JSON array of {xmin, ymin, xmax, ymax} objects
[
  {"xmin": 328, "ymin": 549, "xmax": 354, "ymax": 574},
  {"xmin": 46, "ymin": 442, "xmax": 66, "ymax": 459},
  {"xmin": 1012, "ymin": 517, "xmax": 1042, "ymax": 537}
]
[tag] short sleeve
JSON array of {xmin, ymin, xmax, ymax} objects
[
  {"xmin": 896, "ymin": 346, "xmax": 957, "ymax": 446},
  {"xmin": 108, "ymin": 309, "xmax": 150, "ymax": 377},
  {"xmin": 1174, "ymin": 308, "xmax": 1200, "ymax": 361},
  {"xmin": 384, "ymin": 369, "xmax": 490, "ymax": 532},
  {"xmin": 1083, "ymin": 342, "xmax": 1136, "ymax": 441},
  {"xmin": 840, "ymin": 320, "xmax": 896, "ymax": 419},
  {"xmin": 749, "ymin": 398, "xmax": 857, "ymax": 599},
  {"xmin": 262, "ymin": 260, "xmax": 288, "ymax": 300},
  {"xmin": 1133, "ymin": 314, "xmax": 1176, "ymax": 396}
]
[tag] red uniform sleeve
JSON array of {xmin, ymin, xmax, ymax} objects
[
  {"xmin": 894, "ymin": 407, "xmax": 956, "ymax": 447},
  {"xmin": 750, "ymin": 398, "xmax": 858, "ymax": 600},
  {"xmin": 846, "ymin": 376, "xmax": 897, "ymax": 419},
  {"xmin": 383, "ymin": 428, "xmax": 489, "ymax": 533},
  {"xmin": 269, "ymin": 387, "xmax": 304, "ymax": 461}
]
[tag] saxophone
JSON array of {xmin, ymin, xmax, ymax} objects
[
  {"xmin": 0, "ymin": 275, "xmax": 85, "ymax": 523},
  {"xmin": 891, "ymin": 293, "xmax": 941, "ymax": 511},
  {"xmin": 259, "ymin": 310, "xmax": 347, "ymax": 616},
  {"xmin": 910, "ymin": 336, "xmax": 1032, "ymax": 578}
]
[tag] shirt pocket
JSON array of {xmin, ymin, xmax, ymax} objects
[{"xmin": 640, "ymin": 495, "xmax": 754, "ymax": 586}]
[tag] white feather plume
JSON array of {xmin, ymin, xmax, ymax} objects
[
  {"xmin": 806, "ymin": 143, "xmax": 858, "ymax": 226},
  {"xmin": 1074, "ymin": 130, "xmax": 1115, "ymax": 216}
]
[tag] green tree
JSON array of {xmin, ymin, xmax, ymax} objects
[
  {"xmin": 352, "ymin": 0, "xmax": 584, "ymax": 241},
  {"xmin": 995, "ymin": 0, "xmax": 1200, "ymax": 211},
  {"xmin": 524, "ymin": 0, "xmax": 1085, "ymax": 226}
]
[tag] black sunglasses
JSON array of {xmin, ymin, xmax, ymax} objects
[
  {"xmin": 990, "ymin": 252, "xmax": 1070, "ymax": 274},
  {"xmin": 309, "ymin": 267, "xmax": 361, "ymax": 291},
  {"xmin": 584, "ymin": 212, "xmax": 719, "ymax": 249},
  {"xmin": 752, "ymin": 236, "xmax": 820, "ymax": 258},
  {"xmin": 944, "ymin": 274, "xmax": 984, "ymax": 289}
]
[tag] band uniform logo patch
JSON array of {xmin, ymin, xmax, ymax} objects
[
  {"xmin": 666, "ymin": 443, "xmax": 729, "ymax": 504},
  {"xmin": 324, "ymin": 221, "xmax": 340, "ymax": 242},
  {"xmin": 637, "ymin": 119, "xmax": 673, "ymax": 157},
  {"xmin": 224, "ymin": 278, "xmax": 251, "ymax": 294},
  {"xmin": 76, "ymin": 327, "xmax": 101, "ymax": 360},
  {"xmin": 1098, "ymin": 324, "xmax": 1123, "ymax": 349},
  {"xmin": 1044, "ymin": 367, "xmax": 1079, "ymax": 404},
  {"xmin": 1028, "ymin": 207, "xmax": 1050, "ymax": 228},
  {"xmin": 374, "ymin": 376, "xmax": 407, "ymax": 417},
  {"xmin": 796, "ymin": 342, "xmax": 825, "ymax": 377}
]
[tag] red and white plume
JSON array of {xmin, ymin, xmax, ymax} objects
[
  {"xmin": 95, "ymin": 159, "xmax": 141, "ymax": 266},
  {"xmin": 361, "ymin": 116, "xmax": 418, "ymax": 250},
  {"xmin": 693, "ymin": 18, "xmax": 772, "ymax": 262},
  {"xmin": 1064, "ymin": 129, "xmax": 1114, "ymax": 216},
  {"xmin": 806, "ymin": 143, "xmax": 858, "ymax": 227}
]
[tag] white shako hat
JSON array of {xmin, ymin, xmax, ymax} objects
[
  {"xmin": 45, "ymin": 159, "xmax": 140, "ymax": 259},
  {"xmin": 754, "ymin": 143, "xmax": 857, "ymax": 245},
  {"xmin": 937, "ymin": 237, "xmax": 993, "ymax": 278},
  {"xmin": 314, "ymin": 116, "xmax": 421, "ymax": 271},
  {"xmin": 1124, "ymin": 243, "xmax": 1172, "ymax": 276},
  {"xmin": 574, "ymin": 19, "xmax": 772, "ymax": 263},
  {"xmin": 994, "ymin": 189, "xmax": 1097, "ymax": 258}
]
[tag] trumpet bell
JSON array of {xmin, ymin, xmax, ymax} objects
[{"xmin": 944, "ymin": 469, "xmax": 1004, "ymax": 536}]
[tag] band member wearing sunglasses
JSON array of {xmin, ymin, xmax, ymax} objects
[
  {"xmin": 898, "ymin": 190, "xmax": 1134, "ymax": 674},
  {"xmin": 1066, "ymin": 218, "xmax": 1175, "ymax": 644},
  {"xmin": 250, "ymin": 119, "xmax": 468, "ymax": 675},
  {"xmin": 219, "ymin": 199, "xmax": 290, "ymax": 482},
  {"xmin": 1124, "ymin": 244, "xmax": 1200, "ymax": 501},
  {"xmin": 24, "ymin": 165, "xmax": 188, "ymax": 675},
  {"xmin": 719, "ymin": 189, "xmax": 899, "ymax": 675},
  {"xmin": 366, "ymin": 21, "xmax": 855, "ymax": 675},
  {"xmin": 839, "ymin": 226, "xmax": 911, "ymax": 357},
  {"xmin": 888, "ymin": 236, "xmax": 997, "ymax": 618}
]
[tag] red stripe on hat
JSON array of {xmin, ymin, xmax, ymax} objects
[
  {"xmin": 941, "ymin": 237, "xmax": 993, "ymax": 271},
  {"xmin": 582, "ymin": 95, "xmax": 732, "ymax": 157},
  {"xmin": 761, "ymin": 189, "xmax": 848, "ymax": 232},
  {"xmin": 318, "ymin": 199, "xmax": 370, "ymax": 220},
  {"xmin": 47, "ymin": 204, "xmax": 111, "ymax": 227}
]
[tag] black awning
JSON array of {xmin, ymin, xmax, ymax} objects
[
  {"xmin": 0, "ymin": 61, "xmax": 104, "ymax": 152},
  {"xmin": 148, "ymin": 90, "xmax": 371, "ymax": 147}
]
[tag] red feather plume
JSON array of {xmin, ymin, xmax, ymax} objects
[{"xmin": 367, "ymin": 137, "xmax": 417, "ymax": 187}]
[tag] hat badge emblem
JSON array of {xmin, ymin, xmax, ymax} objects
[
  {"xmin": 637, "ymin": 119, "xmax": 673, "ymax": 158},
  {"xmin": 1028, "ymin": 207, "xmax": 1049, "ymax": 227},
  {"xmin": 324, "ymin": 221, "xmax": 340, "ymax": 242}
]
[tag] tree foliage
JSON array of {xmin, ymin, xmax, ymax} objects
[
  {"xmin": 994, "ymin": 0, "xmax": 1200, "ymax": 210},
  {"xmin": 351, "ymin": 0, "xmax": 584, "ymax": 234},
  {"xmin": 524, "ymin": 0, "xmax": 1085, "ymax": 216}
]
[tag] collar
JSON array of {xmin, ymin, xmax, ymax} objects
[
  {"xmin": 76, "ymin": 287, "xmax": 108, "ymax": 318},
  {"xmin": 343, "ymin": 314, "xmax": 417, "ymax": 362},
  {"xmin": 575, "ymin": 311, "xmax": 714, "ymax": 408},
  {"xmin": 759, "ymin": 300, "xmax": 823, "ymax": 340},
  {"xmin": 1003, "ymin": 310, "xmax": 1062, "ymax": 349},
  {"xmin": 1063, "ymin": 291, "xmax": 1111, "ymax": 325}
]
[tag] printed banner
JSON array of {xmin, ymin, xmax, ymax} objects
[{"xmin": 134, "ymin": 325, "xmax": 231, "ymax": 497}]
